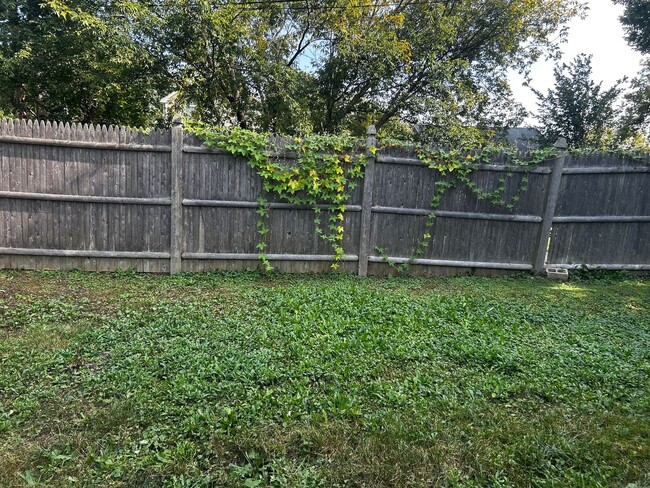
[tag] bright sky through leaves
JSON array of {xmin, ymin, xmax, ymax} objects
[{"xmin": 510, "ymin": 0, "xmax": 644, "ymax": 123}]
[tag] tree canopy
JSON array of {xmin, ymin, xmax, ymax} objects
[
  {"xmin": 613, "ymin": 0, "xmax": 650, "ymax": 148},
  {"xmin": 0, "ymin": 0, "xmax": 168, "ymax": 125},
  {"xmin": 1, "ymin": 0, "xmax": 583, "ymax": 142},
  {"xmin": 618, "ymin": 58, "xmax": 650, "ymax": 146},
  {"xmin": 614, "ymin": 0, "xmax": 650, "ymax": 54},
  {"xmin": 532, "ymin": 54, "xmax": 622, "ymax": 148}
]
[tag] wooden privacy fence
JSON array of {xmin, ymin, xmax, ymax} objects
[{"xmin": 0, "ymin": 119, "xmax": 648, "ymax": 275}]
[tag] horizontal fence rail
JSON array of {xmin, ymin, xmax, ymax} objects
[
  {"xmin": 0, "ymin": 135, "xmax": 171, "ymax": 152},
  {"xmin": 1, "ymin": 118, "xmax": 648, "ymax": 275},
  {"xmin": 367, "ymin": 256, "xmax": 534, "ymax": 270},
  {"xmin": 0, "ymin": 247, "xmax": 170, "ymax": 259},
  {"xmin": 370, "ymin": 206, "xmax": 543, "ymax": 222},
  {"xmin": 0, "ymin": 191, "xmax": 171, "ymax": 206}
]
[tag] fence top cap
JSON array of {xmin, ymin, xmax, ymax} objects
[
  {"xmin": 366, "ymin": 125, "xmax": 377, "ymax": 136},
  {"xmin": 554, "ymin": 137, "xmax": 568, "ymax": 150},
  {"xmin": 172, "ymin": 117, "xmax": 184, "ymax": 127}
]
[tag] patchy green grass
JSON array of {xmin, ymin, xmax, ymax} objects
[{"xmin": 0, "ymin": 270, "xmax": 648, "ymax": 487}]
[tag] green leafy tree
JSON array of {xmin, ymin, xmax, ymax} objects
[
  {"xmin": 400, "ymin": 79, "xmax": 528, "ymax": 147},
  {"xmin": 139, "ymin": 0, "xmax": 582, "ymax": 139},
  {"xmin": 1, "ymin": 0, "xmax": 583, "ymax": 139},
  {"xmin": 0, "ymin": 0, "xmax": 167, "ymax": 125},
  {"xmin": 532, "ymin": 54, "xmax": 623, "ymax": 148},
  {"xmin": 293, "ymin": 0, "xmax": 581, "ymax": 137},
  {"xmin": 141, "ymin": 0, "xmax": 307, "ymax": 131},
  {"xmin": 614, "ymin": 0, "xmax": 650, "ymax": 54},
  {"xmin": 613, "ymin": 1, "xmax": 650, "ymax": 148},
  {"xmin": 617, "ymin": 58, "xmax": 650, "ymax": 147}
]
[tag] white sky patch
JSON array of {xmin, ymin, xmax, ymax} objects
[{"xmin": 509, "ymin": 0, "xmax": 644, "ymax": 124}]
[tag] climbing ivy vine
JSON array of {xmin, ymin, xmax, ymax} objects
[
  {"xmin": 189, "ymin": 123, "xmax": 561, "ymax": 273},
  {"xmin": 188, "ymin": 123, "xmax": 368, "ymax": 270},
  {"xmin": 374, "ymin": 142, "xmax": 558, "ymax": 272}
]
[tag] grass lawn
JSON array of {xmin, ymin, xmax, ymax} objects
[{"xmin": 0, "ymin": 270, "xmax": 648, "ymax": 487}]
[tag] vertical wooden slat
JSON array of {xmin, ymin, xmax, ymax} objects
[
  {"xmin": 170, "ymin": 119, "xmax": 183, "ymax": 273},
  {"xmin": 0, "ymin": 121, "xmax": 7, "ymax": 256},
  {"xmin": 358, "ymin": 125, "xmax": 377, "ymax": 277},
  {"xmin": 118, "ymin": 126, "xmax": 127, "ymax": 253},
  {"xmin": 88, "ymin": 124, "xmax": 97, "ymax": 251},
  {"xmin": 533, "ymin": 138, "xmax": 568, "ymax": 273}
]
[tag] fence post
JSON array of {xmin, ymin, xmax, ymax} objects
[
  {"xmin": 358, "ymin": 125, "xmax": 377, "ymax": 277},
  {"xmin": 533, "ymin": 137, "xmax": 568, "ymax": 274},
  {"xmin": 170, "ymin": 118, "xmax": 184, "ymax": 274}
]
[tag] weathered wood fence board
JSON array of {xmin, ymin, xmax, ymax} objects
[
  {"xmin": 547, "ymin": 154, "xmax": 650, "ymax": 269},
  {"xmin": 1, "ymin": 118, "xmax": 648, "ymax": 275},
  {"xmin": 368, "ymin": 145, "xmax": 554, "ymax": 272},
  {"xmin": 0, "ymin": 120, "xmax": 172, "ymax": 273}
]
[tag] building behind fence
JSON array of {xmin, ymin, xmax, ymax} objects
[{"xmin": 0, "ymin": 119, "xmax": 648, "ymax": 275}]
